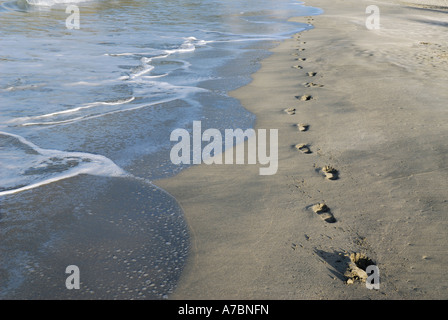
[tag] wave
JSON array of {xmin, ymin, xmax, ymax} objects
[
  {"xmin": 107, "ymin": 37, "xmax": 205, "ymax": 80},
  {"xmin": 0, "ymin": 131, "xmax": 128, "ymax": 196},
  {"xmin": 5, "ymin": 79, "xmax": 207, "ymax": 128},
  {"xmin": 9, "ymin": 97, "xmax": 136, "ymax": 124}
]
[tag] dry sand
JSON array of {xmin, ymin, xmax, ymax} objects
[{"xmin": 155, "ymin": 0, "xmax": 448, "ymax": 299}]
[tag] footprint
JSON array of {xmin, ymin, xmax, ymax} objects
[
  {"xmin": 312, "ymin": 203, "xmax": 329, "ymax": 213},
  {"xmin": 297, "ymin": 123, "xmax": 309, "ymax": 132},
  {"xmin": 295, "ymin": 143, "xmax": 311, "ymax": 154},
  {"xmin": 322, "ymin": 165, "xmax": 338, "ymax": 180},
  {"xmin": 295, "ymin": 94, "xmax": 313, "ymax": 101},
  {"xmin": 297, "ymin": 58, "xmax": 307, "ymax": 61},
  {"xmin": 292, "ymin": 65, "xmax": 303, "ymax": 69},
  {"xmin": 303, "ymin": 82, "xmax": 323, "ymax": 88},
  {"xmin": 307, "ymin": 72, "xmax": 317, "ymax": 77},
  {"xmin": 284, "ymin": 107, "xmax": 296, "ymax": 115},
  {"xmin": 312, "ymin": 203, "xmax": 336, "ymax": 223},
  {"xmin": 345, "ymin": 253, "xmax": 375, "ymax": 284}
]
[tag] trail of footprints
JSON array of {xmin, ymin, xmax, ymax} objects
[
  {"xmin": 285, "ymin": 28, "xmax": 337, "ymax": 223},
  {"xmin": 284, "ymin": 20, "xmax": 376, "ymax": 285}
]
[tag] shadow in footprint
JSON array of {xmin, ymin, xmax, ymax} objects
[
  {"xmin": 295, "ymin": 94, "xmax": 313, "ymax": 101},
  {"xmin": 308, "ymin": 203, "xmax": 336, "ymax": 223},
  {"xmin": 314, "ymin": 249, "xmax": 350, "ymax": 281},
  {"xmin": 293, "ymin": 143, "xmax": 312, "ymax": 154}
]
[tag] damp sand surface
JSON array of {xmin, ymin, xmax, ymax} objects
[{"xmin": 156, "ymin": 0, "xmax": 448, "ymax": 299}]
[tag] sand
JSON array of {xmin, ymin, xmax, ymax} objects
[{"xmin": 155, "ymin": 0, "xmax": 448, "ymax": 299}]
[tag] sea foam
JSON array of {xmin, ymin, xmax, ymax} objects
[{"xmin": 0, "ymin": 131, "xmax": 128, "ymax": 196}]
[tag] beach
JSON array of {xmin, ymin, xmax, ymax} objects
[
  {"xmin": 1, "ymin": 0, "xmax": 447, "ymax": 300},
  {"xmin": 156, "ymin": 0, "xmax": 448, "ymax": 299},
  {"xmin": 1, "ymin": 0, "xmax": 319, "ymax": 299}
]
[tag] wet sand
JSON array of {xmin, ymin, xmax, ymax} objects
[
  {"xmin": 1, "ymin": 175, "xmax": 188, "ymax": 299},
  {"xmin": 156, "ymin": 0, "xmax": 448, "ymax": 299}
]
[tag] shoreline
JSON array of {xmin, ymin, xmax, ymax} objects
[
  {"xmin": 156, "ymin": 0, "xmax": 448, "ymax": 299},
  {"xmin": 1, "ymin": 2, "xmax": 319, "ymax": 299}
]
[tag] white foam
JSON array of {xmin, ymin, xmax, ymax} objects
[
  {"xmin": 105, "ymin": 37, "xmax": 205, "ymax": 81},
  {"xmin": 130, "ymin": 59, "xmax": 155, "ymax": 79},
  {"xmin": 105, "ymin": 53, "xmax": 136, "ymax": 57},
  {"xmin": 16, "ymin": 92, "xmax": 199, "ymax": 127},
  {"xmin": 141, "ymin": 74, "xmax": 169, "ymax": 79},
  {"xmin": 0, "ymin": 131, "xmax": 128, "ymax": 197},
  {"xmin": 8, "ymin": 97, "xmax": 136, "ymax": 126},
  {"xmin": 164, "ymin": 37, "xmax": 198, "ymax": 55}
]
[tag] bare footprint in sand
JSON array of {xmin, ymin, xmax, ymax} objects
[
  {"xmin": 345, "ymin": 252, "xmax": 376, "ymax": 284},
  {"xmin": 292, "ymin": 65, "xmax": 303, "ymax": 69},
  {"xmin": 307, "ymin": 72, "xmax": 317, "ymax": 77},
  {"xmin": 295, "ymin": 143, "xmax": 311, "ymax": 154},
  {"xmin": 322, "ymin": 165, "xmax": 338, "ymax": 180},
  {"xmin": 312, "ymin": 203, "xmax": 328, "ymax": 213},
  {"xmin": 297, "ymin": 58, "xmax": 307, "ymax": 61},
  {"xmin": 295, "ymin": 94, "xmax": 313, "ymax": 101},
  {"xmin": 284, "ymin": 107, "xmax": 296, "ymax": 115},
  {"xmin": 297, "ymin": 123, "xmax": 309, "ymax": 132},
  {"xmin": 312, "ymin": 203, "xmax": 336, "ymax": 223},
  {"xmin": 303, "ymin": 82, "xmax": 323, "ymax": 88}
]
